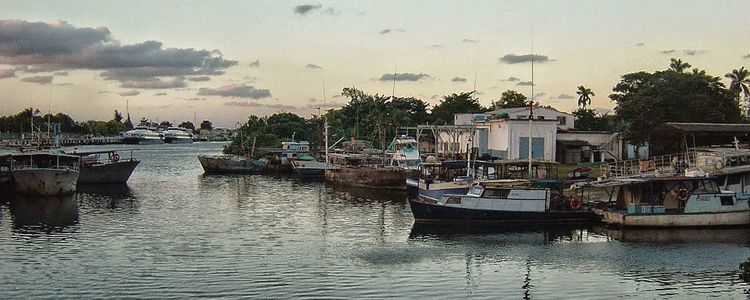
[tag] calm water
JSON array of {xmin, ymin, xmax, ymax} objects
[{"xmin": 1, "ymin": 143, "xmax": 750, "ymax": 299}]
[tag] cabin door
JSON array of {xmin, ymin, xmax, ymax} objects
[{"xmin": 519, "ymin": 137, "xmax": 544, "ymax": 159}]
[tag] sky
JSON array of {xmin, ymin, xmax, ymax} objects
[{"xmin": 1, "ymin": 0, "xmax": 749, "ymax": 127}]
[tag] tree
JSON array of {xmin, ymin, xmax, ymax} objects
[
  {"xmin": 124, "ymin": 114, "xmax": 133, "ymax": 129},
  {"xmin": 576, "ymin": 86, "xmax": 594, "ymax": 108},
  {"xmin": 200, "ymin": 120, "xmax": 213, "ymax": 131},
  {"xmin": 725, "ymin": 67, "xmax": 750, "ymax": 115},
  {"xmin": 159, "ymin": 120, "xmax": 172, "ymax": 128},
  {"xmin": 490, "ymin": 90, "xmax": 527, "ymax": 110},
  {"xmin": 610, "ymin": 61, "xmax": 742, "ymax": 147},
  {"xmin": 113, "ymin": 110, "xmax": 123, "ymax": 124},
  {"xmin": 669, "ymin": 58, "xmax": 691, "ymax": 73},
  {"xmin": 179, "ymin": 121, "xmax": 195, "ymax": 130},
  {"xmin": 430, "ymin": 91, "xmax": 486, "ymax": 124}
]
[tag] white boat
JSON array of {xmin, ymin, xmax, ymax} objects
[
  {"xmin": 123, "ymin": 126, "xmax": 164, "ymax": 144},
  {"xmin": 387, "ymin": 135, "xmax": 420, "ymax": 169},
  {"xmin": 10, "ymin": 151, "xmax": 80, "ymax": 196},
  {"xmin": 163, "ymin": 127, "xmax": 194, "ymax": 144}
]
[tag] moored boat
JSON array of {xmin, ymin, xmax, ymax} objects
[
  {"xmin": 409, "ymin": 179, "xmax": 596, "ymax": 223},
  {"xmin": 10, "ymin": 151, "xmax": 80, "ymax": 196},
  {"xmin": 123, "ymin": 126, "xmax": 164, "ymax": 144},
  {"xmin": 163, "ymin": 127, "xmax": 194, "ymax": 144},
  {"xmin": 198, "ymin": 154, "xmax": 270, "ymax": 174},
  {"xmin": 289, "ymin": 155, "xmax": 329, "ymax": 178},
  {"xmin": 68, "ymin": 149, "xmax": 140, "ymax": 184}
]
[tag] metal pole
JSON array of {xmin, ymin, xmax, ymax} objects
[{"xmin": 528, "ymin": 27, "xmax": 534, "ymax": 179}]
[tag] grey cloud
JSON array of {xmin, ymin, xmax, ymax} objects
[
  {"xmin": 379, "ymin": 28, "xmax": 404, "ymax": 35},
  {"xmin": 517, "ymin": 81, "xmax": 534, "ymax": 86},
  {"xmin": 53, "ymin": 71, "xmax": 68, "ymax": 76},
  {"xmin": 294, "ymin": 4, "xmax": 322, "ymax": 15},
  {"xmin": 0, "ymin": 69, "xmax": 15, "ymax": 79},
  {"xmin": 0, "ymin": 20, "xmax": 236, "ymax": 85},
  {"xmin": 505, "ymin": 76, "xmax": 520, "ymax": 82},
  {"xmin": 499, "ymin": 54, "xmax": 550, "ymax": 64},
  {"xmin": 154, "ymin": 92, "xmax": 167, "ymax": 96},
  {"xmin": 451, "ymin": 77, "xmax": 467, "ymax": 82},
  {"xmin": 265, "ymin": 104, "xmax": 296, "ymax": 110},
  {"xmin": 463, "ymin": 39, "xmax": 479, "ymax": 43},
  {"xmin": 188, "ymin": 76, "xmax": 211, "ymax": 82},
  {"xmin": 118, "ymin": 90, "xmax": 140, "ymax": 96},
  {"xmin": 429, "ymin": 44, "xmax": 442, "ymax": 49},
  {"xmin": 186, "ymin": 97, "xmax": 206, "ymax": 101},
  {"xmin": 248, "ymin": 60, "xmax": 260, "ymax": 68},
  {"xmin": 21, "ymin": 75, "xmax": 53, "ymax": 84},
  {"xmin": 378, "ymin": 72, "xmax": 431, "ymax": 81},
  {"xmin": 306, "ymin": 63, "xmax": 322, "ymax": 69},
  {"xmin": 306, "ymin": 102, "xmax": 342, "ymax": 109},
  {"xmin": 198, "ymin": 84, "xmax": 271, "ymax": 99},
  {"xmin": 635, "ymin": 42, "xmax": 645, "ymax": 46},
  {"xmin": 120, "ymin": 77, "xmax": 186, "ymax": 89},
  {"xmin": 226, "ymin": 101, "xmax": 263, "ymax": 107},
  {"xmin": 554, "ymin": 93, "xmax": 575, "ymax": 99},
  {"xmin": 323, "ymin": 7, "xmax": 339, "ymax": 15},
  {"xmin": 743, "ymin": 54, "xmax": 750, "ymax": 59},
  {"xmin": 659, "ymin": 49, "xmax": 676, "ymax": 54},
  {"xmin": 683, "ymin": 49, "xmax": 706, "ymax": 56},
  {"xmin": 533, "ymin": 92, "xmax": 546, "ymax": 98}
]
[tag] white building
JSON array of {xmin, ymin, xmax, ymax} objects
[{"xmin": 455, "ymin": 106, "xmax": 575, "ymax": 130}]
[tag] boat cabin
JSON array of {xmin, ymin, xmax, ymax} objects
[{"xmin": 439, "ymin": 180, "xmax": 551, "ymax": 212}]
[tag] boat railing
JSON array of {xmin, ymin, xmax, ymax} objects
[{"xmin": 602, "ymin": 152, "xmax": 696, "ymax": 178}]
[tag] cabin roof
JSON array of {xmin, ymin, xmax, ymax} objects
[{"xmin": 655, "ymin": 122, "xmax": 750, "ymax": 134}]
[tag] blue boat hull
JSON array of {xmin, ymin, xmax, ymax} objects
[{"xmin": 409, "ymin": 197, "xmax": 597, "ymax": 224}]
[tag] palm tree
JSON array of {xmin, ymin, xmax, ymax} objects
[
  {"xmin": 669, "ymin": 58, "xmax": 691, "ymax": 73},
  {"xmin": 726, "ymin": 67, "xmax": 750, "ymax": 117},
  {"xmin": 576, "ymin": 86, "xmax": 594, "ymax": 108}
]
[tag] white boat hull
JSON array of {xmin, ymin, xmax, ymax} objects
[
  {"xmin": 12, "ymin": 168, "xmax": 79, "ymax": 196},
  {"xmin": 598, "ymin": 209, "xmax": 750, "ymax": 227}
]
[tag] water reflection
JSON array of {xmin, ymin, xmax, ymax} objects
[
  {"xmin": 77, "ymin": 183, "xmax": 138, "ymax": 212},
  {"xmin": 409, "ymin": 223, "xmax": 597, "ymax": 245},
  {"xmin": 594, "ymin": 226, "xmax": 750, "ymax": 244},
  {"xmin": 9, "ymin": 195, "xmax": 79, "ymax": 232}
]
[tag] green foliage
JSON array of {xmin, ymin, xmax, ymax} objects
[
  {"xmin": 576, "ymin": 86, "xmax": 594, "ymax": 108},
  {"xmin": 430, "ymin": 91, "xmax": 486, "ymax": 124},
  {"xmin": 159, "ymin": 121, "xmax": 173, "ymax": 128},
  {"xmin": 725, "ymin": 67, "xmax": 750, "ymax": 102},
  {"xmin": 573, "ymin": 108, "xmax": 618, "ymax": 131},
  {"xmin": 179, "ymin": 121, "xmax": 195, "ymax": 130},
  {"xmin": 224, "ymin": 112, "xmax": 313, "ymax": 155},
  {"xmin": 611, "ymin": 61, "xmax": 742, "ymax": 144},
  {"xmin": 490, "ymin": 90, "xmax": 527, "ymax": 110},
  {"xmin": 200, "ymin": 120, "xmax": 213, "ymax": 131}
]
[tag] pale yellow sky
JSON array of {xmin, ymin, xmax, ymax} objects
[{"xmin": 1, "ymin": 0, "xmax": 749, "ymax": 127}]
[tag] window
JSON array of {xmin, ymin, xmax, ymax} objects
[
  {"xmin": 537, "ymin": 116, "xmax": 545, "ymax": 120},
  {"xmin": 445, "ymin": 197, "xmax": 462, "ymax": 204},
  {"xmin": 557, "ymin": 116, "xmax": 567, "ymax": 125},
  {"xmin": 720, "ymin": 196, "xmax": 735, "ymax": 206},
  {"xmin": 483, "ymin": 188, "xmax": 511, "ymax": 198}
]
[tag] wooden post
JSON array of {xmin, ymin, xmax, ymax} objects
[{"xmin": 251, "ymin": 136, "xmax": 257, "ymax": 158}]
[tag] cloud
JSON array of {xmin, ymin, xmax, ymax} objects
[
  {"xmin": 294, "ymin": 4, "xmax": 322, "ymax": 15},
  {"xmin": 462, "ymin": 39, "xmax": 479, "ymax": 43},
  {"xmin": 0, "ymin": 69, "xmax": 15, "ymax": 79},
  {"xmin": 186, "ymin": 97, "xmax": 206, "ymax": 101},
  {"xmin": 308, "ymin": 97, "xmax": 319, "ymax": 103},
  {"xmin": 306, "ymin": 63, "xmax": 322, "ymax": 69},
  {"xmin": 428, "ymin": 44, "xmax": 443, "ymax": 49},
  {"xmin": 378, "ymin": 72, "xmax": 431, "ymax": 81},
  {"xmin": 118, "ymin": 90, "xmax": 140, "ymax": 96},
  {"xmin": 451, "ymin": 77, "xmax": 467, "ymax": 82},
  {"xmin": 53, "ymin": 71, "xmax": 68, "ymax": 76},
  {"xmin": 516, "ymin": 81, "xmax": 534, "ymax": 86},
  {"xmin": 198, "ymin": 84, "xmax": 271, "ymax": 99},
  {"xmin": 533, "ymin": 92, "xmax": 546, "ymax": 98},
  {"xmin": 659, "ymin": 49, "xmax": 676, "ymax": 54},
  {"xmin": 248, "ymin": 60, "xmax": 260, "ymax": 68},
  {"xmin": 0, "ymin": 20, "xmax": 236, "ymax": 86},
  {"xmin": 154, "ymin": 92, "xmax": 167, "ymax": 96},
  {"xmin": 683, "ymin": 49, "xmax": 706, "ymax": 56},
  {"xmin": 187, "ymin": 76, "xmax": 211, "ymax": 82},
  {"xmin": 20, "ymin": 75, "xmax": 53, "ymax": 84},
  {"xmin": 553, "ymin": 93, "xmax": 575, "ymax": 99},
  {"xmin": 499, "ymin": 54, "xmax": 550, "ymax": 64},
  {"xmin": 635, "ymin": 42, "xmax": 645, "ymax": 46},
  {"xmin": 265, "ymin": 104, "xmax": 296, "ymax": 110},
  {"xmin": 306, "ymin": 102, "xmax": 342, "ymax": 109},
  {"xmin": 379, "ymin": 28, "xmax": 405, "ymax": 35},
  {"xmin": 120, "ymin": 77, "xmax": 186, "ymax": 89},
  {"xmin": 323, "ymin": 7, "xmax": 339, "ymax": 15},
  {"xmin": 505, "ymin": 76, "xmax": 520, "ymax": 82},
  {"xmin": 225, "ymin": 101, "xmax": 263, "ymax": 107},
  {"xmin": 743, "ymin": 54, "xmax": 750, "ymax": 59}
]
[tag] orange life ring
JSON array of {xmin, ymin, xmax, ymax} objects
[
  {"xmin": 648, "ymin": 160, "xmax": 656, "ymax": 169},
  {"xmin": 677, "ymin": 188, "xmax": 689, "ymax": 201},
  {"xmin": 569, "ymin": 196, "xmax": 582, "ymax": 210},
  {"xmin": 715, "ymin": 161, "xmax": 724, "ymax": 170},
  {"xmin": 110, "ymin": 153, "xmax": 120, "ymax": 163}
]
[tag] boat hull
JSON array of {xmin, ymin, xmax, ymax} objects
[
  {"xmin": 78, "ymin": 160, "xmax": 140, "ymax": 184},
  {"xmin": 290, "ymin": 160, "xmax": 326, "ymax": 178},
  {"xmin": 597, "ymin": 209, "xmax": 750, "ymax": 228},
  {"xmin": 198, "ymin": 155, "xmax": 270, "ymax": 174},
  {"xmin": 325, "ymin": 167, "xmax": 415, "ymax": 190},
  {"xmin": 409, "ymin": 197, "xmax": 597, "ymax": 223},
  {"xmin": 12, "ymin": 168, "xmax": 79, "ymax": 196},
  {"xmin": 123, "ymin": 137, "xmax": 164, "ymax": 145},
  {"xmin": 164, "ymin": 137, "xmax": 193, "ymax": 144}
]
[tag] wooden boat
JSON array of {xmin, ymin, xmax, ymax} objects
[
  {"xmin": 10, "ymin": 151, "xmax": 80, "ymax": 196},
  {"xmin": 289, "ymin": 156, "xmax": 328, "ymax": 178},
  {"xmin": 409, "ymin": 179, "xmax": 596, "ymax": 223},
  {"xmin": 198, "ymin": 154, "xmax": 270, "ymax": 174},
  {"xmin": 67, "ymin": 149, "xmax": 140, "ymax": 184}
]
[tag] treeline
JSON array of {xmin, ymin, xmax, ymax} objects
[{"xmin": 0, "ymin": 108, "xmax": 214, "ymax": 136}]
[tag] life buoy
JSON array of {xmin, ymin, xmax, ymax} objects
[
  {"xmin": 569, "ymin": 196, "xmax": 582, "ymax": 210},
  {"xmin": 715, "ymin": 161, "xmax": 724, "ymax": 170},
  {"xmin": 110, "ymin": 153, "xmax": 120, "ymax": 163},
  {"xmin": 677, "ymin": 188, "xmax": 689, "ymax": 201},
  {"xmin": 648, "ymin": 160, "xmax": 656, "ymax": 169}
]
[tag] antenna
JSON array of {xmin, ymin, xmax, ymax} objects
[
  {"xmin": 473, "ymin": 72, "xmax": 478, "ymax": 99},
  {"xmin": 392, "ymin": 64, "xmax": 397, "ymax": 99}
]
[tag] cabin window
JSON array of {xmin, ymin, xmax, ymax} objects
[
  {"xmin": 537, "ymin": 116, "xmax": 545, "ymax": 120},
  {"xmin": 445, "ymin": 197, "xmax": 462, "ymax": 204},
  {"xmin": 720, "ymin": 196, "xmax": 734, "ymax": 206},
  {"xmin": 727, "ymin": 175, "xmax": 742, "ymax": 186},
  {"xmin": 483, "ymin": 188, "xmax": 510, "ymax": 198},
  {"xmin": 557, "ymin": 116, "xmax": 567, "ymax": 125}
]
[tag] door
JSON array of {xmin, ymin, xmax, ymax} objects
[{"xmin": 519, "ymin": 137, "xmax": 544, "ymax": 159}]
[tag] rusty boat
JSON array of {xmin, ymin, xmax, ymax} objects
[{"xmin": 10, "ymin": 150, "xmax": 80, "ymax": 196}]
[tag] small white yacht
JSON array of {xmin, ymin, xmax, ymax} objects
[
  {"xmin": 163, "ymin": 127, "xmax": 194, "ymax": 144},
  {"xmin": 388, "ymin": 135, "xmax": 420, "ymax": 169},
  {"xmin": 123, "ymin": 126, "xmax": 164, "ymax": 145}
]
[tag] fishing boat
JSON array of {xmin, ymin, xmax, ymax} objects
[
  {"xmin": 67, "ymin": 149, "xmax": 140, "ymax": 184},
  {"xmin": 123, "ymin": 126, "xmax": 164, "ymax": 144},
  {"xmin": 10, "ymin": 150, "xmax": 80, "ymax": 196},
  {"xmin": 406, "ymin": 160, "xmax": 496, "ymax": 200},
  {"xmin": 387, "ymin": 135, "xmax": 421, "ymax": 169},
  {"xmin": 289, "ymin": 155, "xmax": 330, "ymax": 178},
  {"xmin": 163, "ymin": 127, "xmax": 194, "ymax": 144},
  {"xmin": 409, "ymin": 179, "xmax": 596, "ymax": 223},
  {"xmin": 197, "ymin": 154, "xmax": 270, "ymax": 174},
  {"xmin": 580, "ymin": 176, "xmax": 750, "ymax": 227}
]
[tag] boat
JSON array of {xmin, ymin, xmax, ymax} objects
[
  {"xmin": 567, "ymin": 166, "xmax": 591, "ymax": 179},
  {"xmin": 123, "ymin": 126, "xmax": 164, "ymax": 144},
  {"xmin": 409, "ymin": 179, "xmax": 596, "ymax": 223},
  {"xmin": 407, "ymin": 160, "xmax": 496, "ymax": 201},
  {"xmin": 581, "ymin": 175, "xmax": 750, "ymax": 228},
  {"xmin": 278, "ymin": 141, "xmax": 312, "ymax": 169},
  {"xmin": 67, "ymin": 149, "xmax": 140, "ymax": 184},
  {"xmin": 289, "ymin": 155, "xmax": 329, "ymax": 178},
  {"xmin": 198, "ymin": 154, "xmax": 270, "ymax": 174},
  {"xmin": 10, "ymin": 150, "xmax": 80, "ymax": 196},
  {"xmin": 163, "ymin": 127, "xmax": 194, "ymax": 144},
  {"xmin": 387, "ymin": 135, "xmax": 421, "ymax": 169}
]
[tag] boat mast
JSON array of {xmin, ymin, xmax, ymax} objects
[
  {"xmin": 528, "ymin": 28, "xmax": 534, "ymax": 179},
  {"xmin": 323, "ymin": 78, "xmax": 329, "ymax": 167}
]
